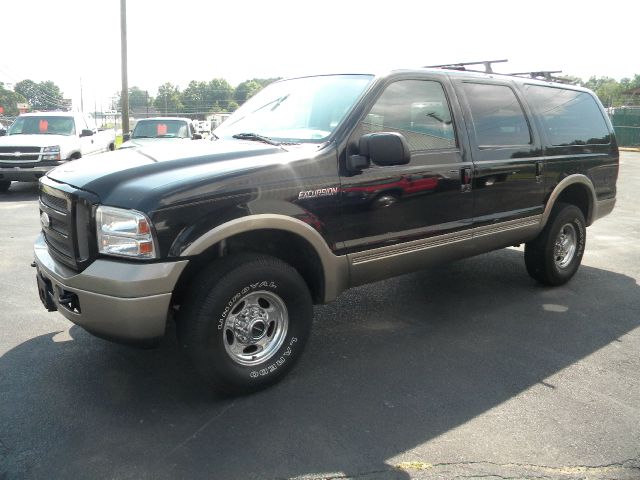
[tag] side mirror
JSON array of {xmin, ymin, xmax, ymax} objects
[
  {"xmin": 193, "ymin": 133, "xmax": 203, "ymax": 140},
  {"xmin": 0, "ymin": 129, "xmax": 6, "ymax": 137},
  {"xmin": 80, "ymin": 129, "xmax": 94, "ymax": 137},
  {"xmin": 123, "ymin": 133, "xmax": 131, "ymax": 142},
  {"xmin": 359, "ymin": 132, "xmax": 411, "ymax": 167}
]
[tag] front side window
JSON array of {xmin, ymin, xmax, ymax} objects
[
  {"xmin": 462, "ymin": 83, "xmax": 531, "ymax": 147},
  {"xmin": 523, "ymin": 85, "xmax": 610, "ymax": 146},
  {"xmin": 215, "ymin": 75, "xmax": 373, "ymax": 143},
  {"xmin": 361, "ymin": 79, "xmax": 457, "ymax": 152}
]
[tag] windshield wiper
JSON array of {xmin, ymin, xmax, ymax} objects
[{"xmin": 232, "ymin": 133, "xmax": 281, "ymax": 146}]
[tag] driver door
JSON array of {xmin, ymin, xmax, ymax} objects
[{"xmin": 337, "ymin": 76, "xmax": 474, "ymax": 284}]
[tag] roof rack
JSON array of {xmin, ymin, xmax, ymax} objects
[
  {"xmin": 424, "ymin": 59, "xmax": 567, "ymax": 84},
  {"xmin": 509, "ymin": 70, "xmax": 568, "ymax": 83},
  {"xmin": 424, "ymin": 59, "xmax": 508, "ymax": 74}
]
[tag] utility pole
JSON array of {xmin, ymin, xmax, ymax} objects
[
  {"xmin": 120, "ymin": 0, "xmax": 130, "ymax": 135},
  {"xmin": 80, "ymin": 77, "xmax": 84, "ymax": 112}
]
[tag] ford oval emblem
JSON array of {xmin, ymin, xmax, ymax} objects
[{"xmin": 40, "ymin": 212, "xmax": 51, "ymax": 229}]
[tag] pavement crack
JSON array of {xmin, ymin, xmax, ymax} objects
[
  {"xmin": 169, "ymin": 401, "xmax": 236, "ymax": 455},
  {"xmin": 299, "ymin": 458, "xmax": 640, "ymax": 480},
  {"xmin": 396, "ymin": 458, "xmax": 640, "ymax": 476}
]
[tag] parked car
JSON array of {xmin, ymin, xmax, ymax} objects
[
  {"xmin": 120, "ymin": 117, "xmax": 202, "ymax": 148},
  {"xmin": 33, "ymin": 68, "xmax": 618, "ymax": 394},
  {"xmin": 0, "ymin": 112, "xmax": 115, "ymax": 192}
]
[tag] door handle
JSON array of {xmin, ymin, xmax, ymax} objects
[
  {"xmin": 535, "ymin": 161, "xmax": 544, "ymax": 183},
  {"xmin": 460, "ymin": 168, "xmax": 472, "ymax": 193}
]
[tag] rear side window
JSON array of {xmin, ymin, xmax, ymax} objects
[
  {"xmin": 523, "ymin": 85, "xmax": 610, "ymax": 146},
  {"xmin": 462, "ymin": 83, "xmax": 531, "ymax": 147}
]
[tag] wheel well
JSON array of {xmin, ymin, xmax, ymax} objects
[
  {"xmin": 555, "ymin": 184, "xmax": 591, "ymax": 223},
  {"xmin": 69, "ymin": 152, "xmax": 81, "ymax": 160},
  {"xmin": 173, "ymin": 229, "xmax": 325, "ymax": 305}
]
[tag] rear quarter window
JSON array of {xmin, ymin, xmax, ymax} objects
[{"xmin": 523, "ymin": 85, "xmax": 610, "ymax": 146}]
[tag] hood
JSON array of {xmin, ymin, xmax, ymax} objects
[
  {"xmin": 0, "ymin": 134, "xmax": 73, "ymax": 147},
  {"xmin": 46, "ymin": 140, "xmax": 302, "ymax": 211},
  {"xmin": 120, "ymin": 137, "xmax": 193, "ymax": 149}
]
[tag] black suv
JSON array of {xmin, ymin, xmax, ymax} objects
[{"xmin": 34, "ymin": 68, "xmax": 618, "ymax": 394}]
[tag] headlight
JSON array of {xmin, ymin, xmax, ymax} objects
[
  {"xmin": 42, "ymin": 145, "xmax": 60, "ymax": 161},
  {"xmin": 96, "ymin": 206, "xmax": 157, "ymax": 259}
]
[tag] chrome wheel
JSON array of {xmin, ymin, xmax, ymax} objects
[
  {"xmin": 554, "ymin": 223, "xmax": 577, "ymax": 269},
  {"xmin": 374, "ymin": 194, "xmax": 398, "ymax": 208},
  {"xmin": 223, "ymin": 290, "xmax": 288, "ymax": 366}
]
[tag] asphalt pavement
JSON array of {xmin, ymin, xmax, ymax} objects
[{"xmin": 0, "ymin": 153, "xmax": 639, "ymax": 480}]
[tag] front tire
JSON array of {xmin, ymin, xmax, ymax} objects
[
  {"xmin": 179, "ymin": 254, "xmax": 313, "ymax": 395},
  {"xmin": 525, "ymin": 202, "xmax": 586, "ymax": 286}
]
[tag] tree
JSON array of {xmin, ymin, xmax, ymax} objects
[
  {"xmin": 129, "ymin": 86, "xmax": 152, "ymax": 114},
  {"xmin": 154, "ymin": 83, "xmax": 183, "ymax": 115},
  {"xmin": 234, "ymin": 80, "xmax": 262, "ymax": 105},
  {"xmin": 181, "ymin": 81, "xmax": 208, "ymax": 114},
  {"xmin": 15, "ymin": 79, "xmax": 65, "ymax": 111},
  {"xmin": 250, "ymin": 77, "xmax": 281, "ymax": 88},
  {"xmin": 0, "ymin": 82, "xmax": 27, "ymax": 116},
  {"xmin": 207, "ymin": 79, "xmax": 234, "ymax": 111},
  {"xmin": 111, "ymin": 86, "xmax": 152, "ymax": 114}
]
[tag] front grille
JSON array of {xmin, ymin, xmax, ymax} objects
[
  {"xmin": 39, "ymin": 184, "xmax": 78, "ymax": 270},
  {"xmin": 0, "ymin": 146, "xmax": 41, "ymax": 153},
  {"xmin": 44, "ymin": 232, "xmax": 74, "ymax": 261},
  {"xmin": 0, "ymin": 154, "xmax": 40, "ymax": 161},
  {"xmin": 0, "ymin": 146, "xmax": 42, "ymax": 162},
  {"xmin": 41, "ymin": 191, "xmax": 68, "ymax": 212}
]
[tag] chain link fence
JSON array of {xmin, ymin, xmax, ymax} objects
[{"xmin": 611, "ymin": 107, "xmax": 640, "ymax": 147}]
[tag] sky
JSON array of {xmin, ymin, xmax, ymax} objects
[{"xmin": 1, "ymin": 0, "xmax": 638, "ymax": 111}]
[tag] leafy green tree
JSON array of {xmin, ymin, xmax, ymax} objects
[
  {"xmin": 207, "ymin": 79, "xmax": 234, "ymax": 111},
  {"xmin": 583, "ymin": 76, "xmax": 625, "ymax": 107},
  {"xmin": 226, "ymin": 101, "xmax": 239, "ymax": 112},
  {"xmin": 130, "ymin": 86, "xmax": 152, "ymax": 113},
  {"xmin": 112, "ymin": 86, "xmax": 152, "ymax": 113},
  {"xmin": 250, "ymin": 77, "xmax": 281, "ymax": 88},
  {"xmin": 181, "ymin": 81, "xmax": 209, "ymax": 114},
  {"xmin": 234, "ymin": 80, "xmax": 262, "ymax": 105},
  {"xmin": 15, "ymin": 79, "xmax": 65, "ymax": 110},
  {"xmin": 154, "ymin": 83, "xmax": 183, "ymax": 115},
  {"xmin": 0, "ymin": 82, "xmax": 27, "ymax": 116}
]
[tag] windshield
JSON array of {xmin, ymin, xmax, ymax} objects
[
  {"xmin": 8, "ymin": 116, "xmax": 75, "ymax": 136},
  {"xmin": 132, "ymin": 119, "xmax": 190, "ymax": 139},
  {"xmin": 215, "ymin": 75, "xmax": 373, "ymax": 143}
]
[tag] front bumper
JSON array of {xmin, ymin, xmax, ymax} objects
[
  {"xmin": 34, "ymin": 233, "xmax": 188, "ymax": 343},
  {"xmin": 0, "ymin": 163, "xmax": 61, "ymax": 182}
]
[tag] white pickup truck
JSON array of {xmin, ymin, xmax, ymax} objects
[{"xmin": 0, "ymin": 111, "xmax": 116, "ymax": 192}]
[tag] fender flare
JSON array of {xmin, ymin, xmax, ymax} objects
[
  {"xmin": 542, "ymin": 174, "xmax": 597, "ymax": 227},
  {"xmin": 180, "ymin": 214, "xmax": 349, "ymax": 303}
]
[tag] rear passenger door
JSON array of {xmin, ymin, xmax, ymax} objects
[{"xmin": 452, "ymin": 79, "xmax": 545, "ymax": 226}]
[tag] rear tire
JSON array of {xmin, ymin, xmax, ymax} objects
[
  {"xmin": 178, "ymin": 253, "xmax": 313, "ymax": 395},
  {"xmin": 525, "ymin": 202, "xmax": 586, "ymax": 286},
  {"xmin": 0, "ymin": 180, "xmax": 11, "ymax": 193}
]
